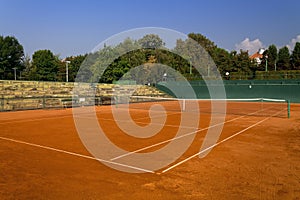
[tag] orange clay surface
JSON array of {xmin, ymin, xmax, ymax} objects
[{"xmin": 0, "ymin": 103, "xmax": 300, "ymax": 199}]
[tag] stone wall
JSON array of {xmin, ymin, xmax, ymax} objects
[{"xmin": 0, "ymin": 80, "xmax": 169, "ymax": 111}]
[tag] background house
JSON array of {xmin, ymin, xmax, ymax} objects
[{"xmin": 250, "ymin": 48, "xmax": 265, "ymax": 64}]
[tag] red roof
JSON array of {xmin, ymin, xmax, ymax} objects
[{"xmin": 250, "ymin": 52, "xmax": 263, "ymax": 59}]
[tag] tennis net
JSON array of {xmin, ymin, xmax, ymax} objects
[{"xmin": 115, "ymin": 96, "xmax": 290, "ymax": 118}]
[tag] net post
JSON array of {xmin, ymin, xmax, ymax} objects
[
  {"xmin": 182, "ymin": 99, "xmax": 186, "ymax": 111},
  {"xmin": 287, "ymin": 100, "xmax": 290, "ymax": 118}
]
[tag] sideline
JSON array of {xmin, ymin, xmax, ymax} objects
[{"xmin": 0, "ymin": 136, "xmax": 154, "ymax": 173}]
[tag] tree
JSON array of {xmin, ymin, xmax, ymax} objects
[
  {"xmin": 57, "ymin": 55, "xmax": 87, "ymax": 82},
  {"xmin": 68, "ymin": 55, "xmax": 87, "ymax": 82},
  {"xmin": 174, "ymin": 37, "xmax": 212, "ymax": 78},
  {"xmin": 259, "ymin": 50, "xmax": 269, "ymax": 71},
  {"xmin": 87, "ymin": 32, "xmax": 276, "ymax": 82},
  {"xmin": 188, "ymin": 33, "xmax": 217, "ymax": 55},
  {"xmin": 0, "ymin": 36, "xmax": 24, "ymax": 79},
  {"xmin": 211, "ymin": 47, "xmax": 231, "ymax": 76},
  {"xmin": 267, "ymin": 44, "xmax": 278, "ymax": 70},
  {"xmin": 100, "ymin": 57, "xmax": 131, "ymax": 83},
  {"xmin": 22, "ymin": 54, "xmax": 32, "ymax": 80},
  {"xmin": 291, "ymin": 42, "xmax": 300, "ymax": 69},
  {"xmin": 138, "ymin": 34, "xmax": 165, "ymax": 49},
  {"xmin": 230, "ymin": 50, "xmax": 255, "ymax": 79},
  {"xmin": 277, "ymin": 46, "xmax": 291, "ymax": 70},
  {"xmin": 32, "ymin": 50, "xmax": 59, "ymax": 81}
]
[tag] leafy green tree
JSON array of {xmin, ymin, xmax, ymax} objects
[
  {"xmin": 211, "ymin": 47, "xmax": 231, "ymax": 76},
  {"xmin": 267, "ymin": 44, "xmax": 278, "ymax": 70},
  {"xmin": 69, "ymin": 54, "xmax": 87, "ymax": 82},
  {"xmin": 291, "ymin": 42, "xmax": 300, "ymax": 69},
  {"xmin": 100, "ymin": 58, "xmax": 131, "ymax": 83},
  {"xmin": 84, "ymin": 32, "xmax": 280, "ymax": 82},
  {"xmin": 174, "ymin": 37, "xmax": 211, "ymax": 78},
  {"xmin": 173, "ymin": 38, "xmax": 193, "ymax": 73},
  {"xmin": 230, "ymin": 50, "xmax": 255, "ymax": 79},
  {"xmin": 0, "ymin": 36, "xmax": 24, "ymax": 79},
  {"xmin": 188, "ymin": 33, "xmax": 217, "ymax": 55},
  {"xmin": 259, "ymin": 50, "xmax": 269, "ymax": 72},
  {"xmin": 277, "ymin": 46, "xmax": 291, "ymax": 70},
  {"xmin": 32, "ymin": 49, "xmax": 59, "ymax": 81},
  {"xmin": 57, "ymin": 54, "xmax": 87, "ymax": 82},
  {"xmin": 98, "ymin": 36, "xmax": 164, "ymax": 83},
  {"xmin": 226, "ymin": 51, "xmax": 239, "ymax": 71},
  {"xmin": 22, "ymin": 54, "xmax": 32, "ymax": 80},
  {"xmin": 75, "ymin": 52, "xmax": 98, "ymax": 82},
  {"xmin": 138, "ymin": 34, "xmax": 165, "ymax": 49},
  {"xmin": 94, "ymin": 46, "xmax": 125, "ymax": 83},
  {"xmin": 56, "ymin": 60, "xmax": 66, "ymax": 82},
  {"xmin": 117, "ymin": 37, "xmax": 139, "ymax": 53}
]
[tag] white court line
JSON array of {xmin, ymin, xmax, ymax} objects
[
  {"xmin": 0, "ymin": 107, "xmax": 114, "ymax": 125},
  {"xmin": 75, "ymin": 106, "xmax": 196, "ymax": 128},
  {"xmin": 77, "ymin": 110, "xmax": 180, "ymax": 122},
  {"xmin": 0, "ymin": 106, "xmax": 130, "ymax": 125},
  {"xmin": 110, "ymin": 110, "xmax": 261, "ymax": 161},
  {"xmin": 161, "ymin": 109, "xmax": 286, "ymax": 174},
  {"xmin": 76, "ymin": 112, "xmax": 198, "ymax": 129},
  {"xmin": 0, "ymin": 108, "xmax": 97, "ymax": 125},
  {"xmin": 161, "ymin": 117, "xmax": 271, "ymax": 173},
  {"xmin": 109, "ymin": 107, "xmax": 183, "ymax": 121},
  {"xmin": 0, "ymin": 136, "xmax": 154, "ymax": 173},
  {"xmin": 0, "ymin": 115, "xmax": 72, "ymax": 125}
]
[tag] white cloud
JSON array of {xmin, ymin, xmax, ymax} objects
[
  {"xmin": 287, "ymin": 35, "xmax": 300, "ymax": 52},
  {"xmin": 235, "ymin": 38, "xmax": 264, "ymax": 55}
]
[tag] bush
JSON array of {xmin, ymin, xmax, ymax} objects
[{"xmin": 255, "ymin": 70, "xmax": 300, "ymax": 80}]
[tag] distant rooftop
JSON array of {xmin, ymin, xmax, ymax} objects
[{"xmin": 250, "ymin": 48, "xmax": 265, "ymax": 64}]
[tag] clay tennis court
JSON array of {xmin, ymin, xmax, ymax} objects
[{"xmin": 1, "ymin": 100, "xmax": 300, "ymax": 199}]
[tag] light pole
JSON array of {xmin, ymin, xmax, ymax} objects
[
  {"xmin": 65, "ymin": 61, "xmax": 71, "ymax": 82},
  {"xmin": 207, "ymin": 65, "xmax": 210, "ymax": 77},
  {"xmin": 12, "ymin": 67, "xmax": 17, "ymax": 80},
  {"xmin": 265, "ymin": 55, "xmax": 268, "ymax": 72},
  {"xmin": 188, "ymin": 57, "xmax": 192, "ymax": 75}
]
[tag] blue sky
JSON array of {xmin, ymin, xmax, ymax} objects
[{"xmin": 1, "ymin": 0, "xmax": 300, "ymax": 57}]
